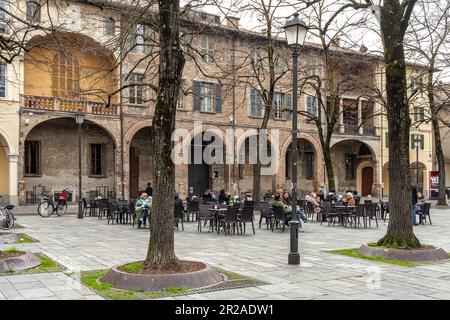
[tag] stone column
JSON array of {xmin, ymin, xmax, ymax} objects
[
  {"xmin": 339, "ymin": 98, "xmax": 344, "ymax": 134},
  {"xmin": 8, "ymin": 154, "xmax": 19, "ymax": 205},
  {"xmin": 358, "ymin": 100, "xmax": 363, "ymax": 135}
]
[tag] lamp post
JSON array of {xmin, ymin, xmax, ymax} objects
[
  {"xmin": 75, "ymin": 110, "xmax": 85, "ymax": 219},
  {"xmin": 283, "ymin": 12, "xmax": 308, "ymax": 265},
  {"xmin": 414, "ymin": 135, "xmax": 421, "ymax": 190}
]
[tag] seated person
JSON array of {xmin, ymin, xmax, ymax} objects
[
  {"xmin": 272, "ymin": 193, "xmax": 305, "ymax": 227},
  {"xmin": 202, "ymin": 190, "xmax": 214, "ymax": 202},
  {"xmin": 352, "ymin": 191, "xmax": 361, "ymax": 205},
  {"xmin": 282, "ymin": 191, "xmax": 307, "ymax": 223},
  {"xmin": 218, "ymin": 189, "xmax": 230, "ymax": 204},
  {"xmin": 135, "ymin": 192, "xmax": 152, "ymax": 228},
  {"xmin": 343, "ymin": 192, "xmax": 356, "ymax": 206}
]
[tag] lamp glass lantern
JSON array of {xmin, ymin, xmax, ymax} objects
[
  {"xmin": 75, "ymin": 111, "xmax": 85, "ymax": 125},
  {"xmin": 283, "ymin": 13, "xmax": 308, "ymax": 49},
  {"xmin": 414, "ymin": 135, "xmax": 421, "ymax": 148}
]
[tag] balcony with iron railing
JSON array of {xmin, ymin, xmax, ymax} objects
[
  {"xmin": 21, "ymin": 95, "xmax": 118, "ymax": 116},
  {"xmin": 333, "ymin": 122, "xmax": 377, "ymax": 137}
]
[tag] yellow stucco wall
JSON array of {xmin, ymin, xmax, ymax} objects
[
  {"xmin": 0, "ymin": 146, "xmax": 8, "ymax": 195},
  {"xmin": 24, "ymin": 44, "xmax": 118, "ymax": 103}
]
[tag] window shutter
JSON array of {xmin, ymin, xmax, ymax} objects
[
  {"xmin": 385, "ymin": 132, "xmax": 389, "ymax": 149},
  {"xmin": 214, "ymin": 83, "xmax": 222, "ymax": 113},
  {"xmin": 193, "ymin": 81, "xmax": 201, "ymax": 111},
  {"xmin": 101, "ymin": 144, "xmax": 106, "ymax": 176},
  {"xmin": 420, "ymin": 135, "xmax": 424, "ymax": 150},
  {"xmin": 284, "ymin": 92, "xmax": 292, "ymax": 120},
  {"xmin": 250, "ymin": 88, "xmax": 256, "ymax": 116},
  {"xmin": 411, "ymin": 134, "xmax": 414, "ymax": 149},
  {"xmin": 256, "ymin": 91, "xmax": 263, "ymax": 117}
]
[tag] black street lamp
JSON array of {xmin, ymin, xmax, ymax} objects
[
  {"xmin": 414, "ymin": 135, "xmax": 421, "ymax": 190},
  {"xmin": 283, "ymin": 13, "xmax": 308, "ymax": 265},
  {"xmin": 75, "ymin": 110, "xmax": 85, "ymax": 219}
]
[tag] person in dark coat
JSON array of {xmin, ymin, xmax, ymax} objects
[
  {"xmin": 145, "ymin": 182, "xmax": 153, "ymax": 197},
  {"xmin": 412, "ymin": 186, "xmax": 419, "ymax": 226},
  {"xmin": 218, "ymin": 189, "xmax": 230, "ymax": 204}
]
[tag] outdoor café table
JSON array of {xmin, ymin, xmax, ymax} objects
[
  {"xmin": 208, "ymin": 207, "xmax": 228, "ymax": 232},
  {"xmin": 332, "ymin": 205, "xmax": 356, "ymax": 227}
]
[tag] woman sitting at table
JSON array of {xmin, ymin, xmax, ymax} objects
[
  {"xmin": 218, "ymin": 189, "xmax": 230, "ymax": 204},
  {"xmin": 282, "ymin": 191, "xmax": 307, "ymax": 223},
  {"xmin": 135, "ymin": 192, "xmax": 151, "ymax": 228},
  {"xmin": 306, "ymin": 193, "xmax": 321, "ymax": 217},
  {"xmin": 343, "ymin": 192, "xmax": 356, "ymax": 206}
]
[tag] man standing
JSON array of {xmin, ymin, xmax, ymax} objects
[{"xmin": 145, "ymin": 182, "xmax": 153, "ymax": 197}]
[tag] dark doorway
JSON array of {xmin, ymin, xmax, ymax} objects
[
  {"xmin": 129, "ymin": 147, "xmax": 140, "ymax": 198},
  {"xmin": 361, "ymin": 166, "xmax": 373, "ymax": 196},
  {"xmin": 188, "ymin": 141, "xmax": 209, "ymax": 198}
]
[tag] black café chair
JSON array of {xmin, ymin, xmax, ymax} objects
[
  {"xmin": 271, "ymin": 206, "xmax": 286, "ymax": 232},
  {"xmin": 117, "ymin": 199, "xmax": 130, "ymax": 224},
  {"xmin": 107, "ymin": 200, "xmax": 119, "ymax": 224},
  {"xmin": 417, "ymin": 202, "xmax": 432, "ymax": 225},
  {"xmin": 174, "ymin": 203, "xmax": 184, "ymax": 231},
  {"xmin": 365, "ymin": 203, "xmax": 378, "ymax": 228},
  {"xmin": 185, "ymin": 200, "xmax": 200, "ymax": 222},
  {"xmin": 82, "ymin": 198, "xmax": 92, "ymax": 217},
  {"xmin": 98, "ymin": 198, "xmax": 109, "ymax": 220},
  {"xmin": 239, "ymin": 205, "xmax": 255, "ymax": 235},
  {"xmin": 198, "ymin": 204, "xmax": 214, "ymax": 233},
  {"xmin": 217, "ymin": 206, "xmax": 240, "ymax": 235},
  {"xmin": 259, "ymin": 201, "xmax": 273, "ymax": 229}
]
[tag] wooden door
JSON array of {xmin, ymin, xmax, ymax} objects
[
  {"xmin": 361, "ymin": 166, "xmax": 373, "ymax": 196},
  {"xmin": 129, "ymin": 147, "xmax": 139, "ymax": 198}
]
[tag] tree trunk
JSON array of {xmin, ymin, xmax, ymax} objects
[
  {"xmin": 144, "ymin": 0, "xmax": 185, "ymax": 271},
  {"xmin": 377, "ymin": 0, "xmax": 420, "ymax": 248},
  {"xmin": 323, "ymin": 144, "xmax": 335, "ymax": 192},
  {"xmin": 428, "ymin": 82, "xmax": 447, "ymax": 206}
]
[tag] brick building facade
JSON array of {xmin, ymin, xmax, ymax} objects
[{"xmin": 0, "ymin": 1, "xmax": 433, "ymax": 205}]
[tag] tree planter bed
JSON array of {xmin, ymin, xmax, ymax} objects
[
  {"xmin": 357, "ymin": 244, "xmax": 449, "ymax": 261},
  {"xmin": 101, "ymin": 261, "xmax": 224, "ymax": 291},
  {"xmin": 0, "ymin": 232, "xmax": 19, "ymax": 244},
  {"xmin": 0, "ymin": 251, "xmax": 42, "ymax": 273}
]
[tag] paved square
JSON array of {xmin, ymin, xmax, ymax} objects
[{"xmin": 1, "ymin": 209, "xmax": 450, "ymax": 300}]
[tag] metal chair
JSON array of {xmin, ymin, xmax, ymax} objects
[
  {"xmin": 239, "ymin": 206, "xmax": 255, "ymax": 235},
  {"xmin": 271, "ymin": 206, "xmax": 286, "ymax": 232},
  {"xmin": 365, "ymin": 203, "xmax": 378, "ymax": 228},
  {"xmin": 417, "ymin": 202, "xmax": 432, "ymax": 225},
  {"xmin": 198, "ymin": 204, "xmax": 214, "ymax": 232},
  {"xmin": 259, "ymin": 201, "xmax": 273, "ymax": 229},
  {"xmin": 174, "ymin": 203, "xmax": 184, "ymax": 231},
  {"xmin": 217, "ymin": 206, "xmax": 240, "ymax": 235}
]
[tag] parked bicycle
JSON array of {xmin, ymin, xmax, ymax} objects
[
  {"xmin": 37, "ymin": 189, "xmax": 69, "ymax": 218},
  {"xmin": 0, "ymin": 205, "xmax": 15, "ymax": 230}
]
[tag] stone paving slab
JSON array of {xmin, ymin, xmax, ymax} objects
[{"xmin": 1, "ymin": 208, "xmax": 450, "ymax": 300}]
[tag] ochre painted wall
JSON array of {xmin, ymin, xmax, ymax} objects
[
  {"xmin": 24, "ymin": 46, "xmax": 117, "ymax": 103},
  {"xmin": 0, "ymin": 146, "xmax": 9, "ymax": 196}
]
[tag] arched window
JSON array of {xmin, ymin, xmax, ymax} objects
[
  {"xmin": 51, "ymin": 51, "xmax": 80, "ymax": 97},
  {"xmin": 26, "ymin": 1, "xmax": 40, "ymax": 23},
  {"xmin": 105, "ymin": 17, "xmax": 115, "ymax": 36}
]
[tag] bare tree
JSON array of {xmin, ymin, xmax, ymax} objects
[
  {"xmin": 359, "ymin": 0, "xmax": 421, "ymax": 248},
  {"xmin": 405, "ymin": 0, "xmax": 450, "ymax": 206}
]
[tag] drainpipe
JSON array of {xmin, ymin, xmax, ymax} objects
[{"xmin": 119, "ymin": 15, "xmax": 125, "ymax": 199}]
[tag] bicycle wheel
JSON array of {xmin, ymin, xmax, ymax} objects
[
  {"xmin": 56, "ymin": 201, "xmax": 67, "ymax": 216},
  {"xmin": 38, "ymin": 201, "xmax": 54, "ymax": 218},
  {"xmin": 0, "ymin": 212, "xmax": 14, "ymax": 230}
]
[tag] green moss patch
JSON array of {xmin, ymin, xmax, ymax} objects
[
  {"xmin": 11, "ymin": 233, "xmax": 38, "ymax": 244},
  {"xmin": 327, "ymin": 248, "xmax": 417, "ymax": 267},
  {"xmin": 78, "ymin": 267, "xmax": 266, "ymax": 300}
]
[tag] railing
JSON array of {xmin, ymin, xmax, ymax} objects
[
  {"xmin": 22, "ymin": 95, "xmax": 118, "ymax": 116},
  {"xmin": 333, "ymin": 123, "xmax": 377, "ymax": 136}
]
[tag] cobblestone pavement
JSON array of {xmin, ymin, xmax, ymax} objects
[{"xmin": 1, "ymin": 208, "xmax": 450, "ymax": 300}]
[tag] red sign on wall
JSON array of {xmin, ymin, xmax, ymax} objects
[{"xmin": 429, "ymin": 171, "xmax": 439, "ymax": 199}]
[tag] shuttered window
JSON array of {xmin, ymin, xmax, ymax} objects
[
  {"xmin": 0, "ymin": 64, "xmax": 5, "ymax": 98},
  {"xmin": 249, "ymin": 88, "xmax": 263, "ymax": 117},
  {"xmin": 192, "ymin": 80, "xmax": 221, "ymax": 113},
  {"xmin": 90, "ymin": 144, "xmax": 106, "ymax": 176},
  {"xmin": 306, "ymin": 94, "xmax": 318, "ymax": 117},
  {"xmin": 51, "ymin": 51, "xmax": 80, "ymax": 97},
  {"xmin": 25, "ymin": 141, "xmax": 41, "ymax": 175},
  {"xmin": 129, "ymin": 74, "xmax": 143, "ymax": 104},
  {"xmin": 26, "ymin": 1, "xmax": 40, "ymax": 23}
]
